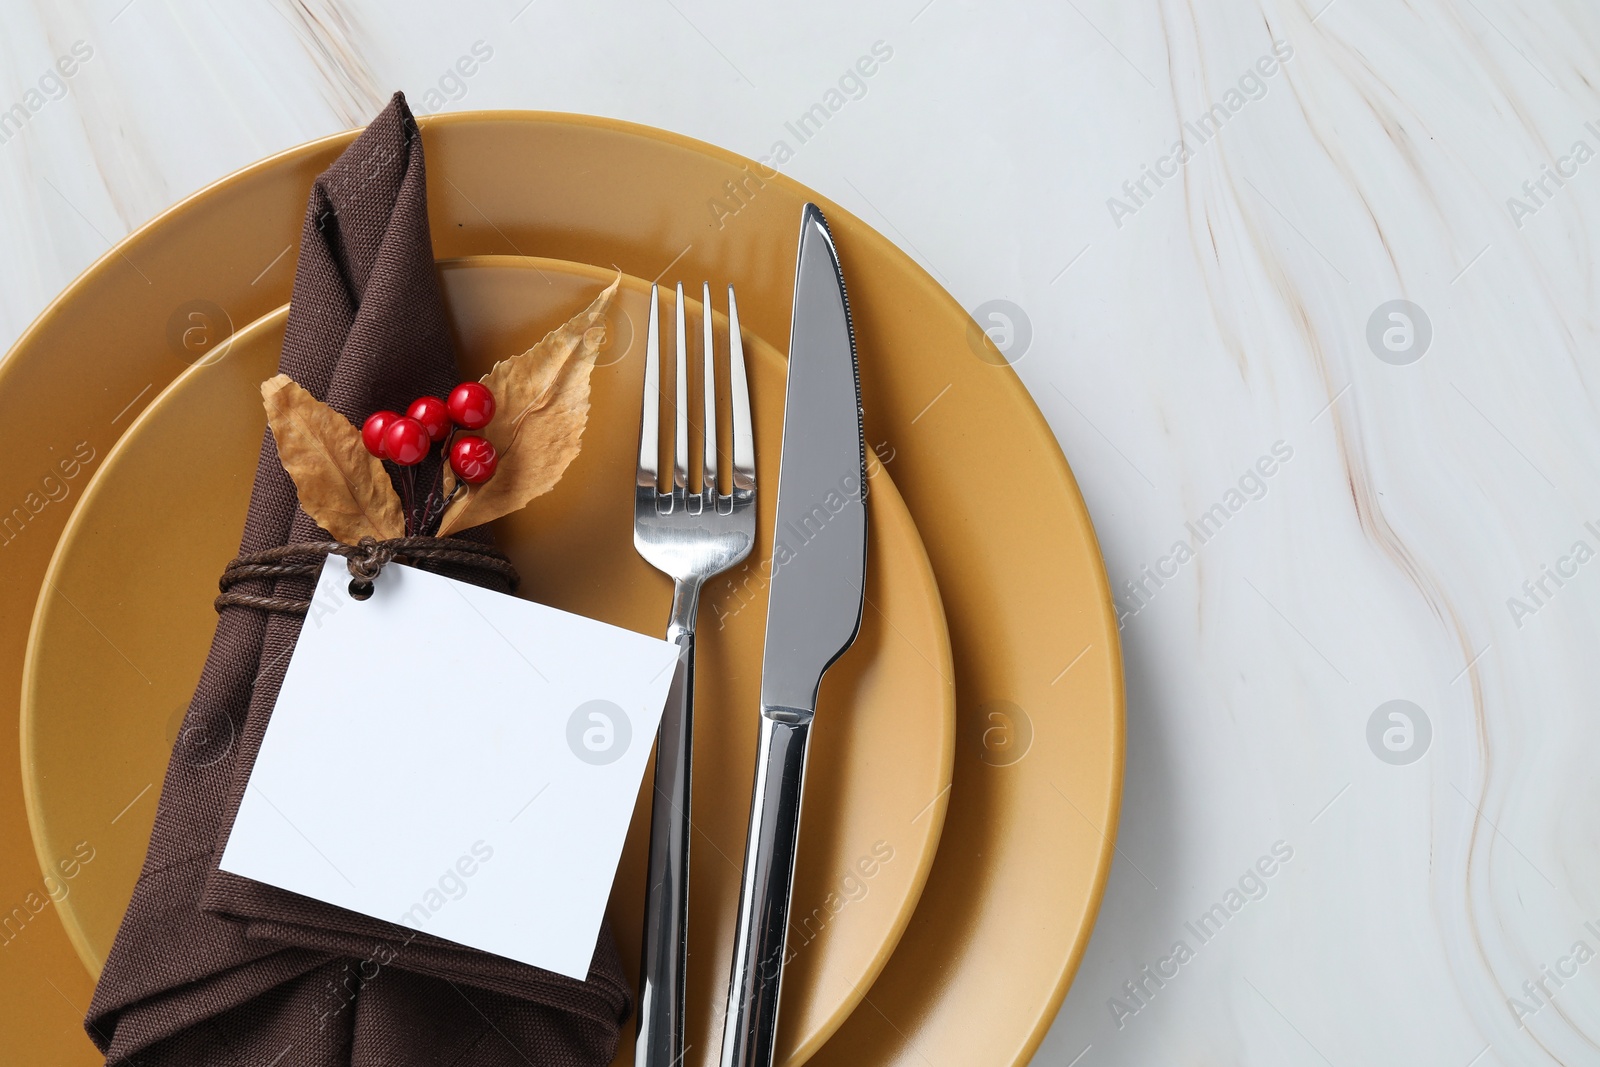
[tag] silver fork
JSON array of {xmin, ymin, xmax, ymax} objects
[{"xmin": 634, "ymin": 281, "xmax": 757, "ymax": 1067}]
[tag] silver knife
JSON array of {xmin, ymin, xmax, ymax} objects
[{"xmin": 719, "ymin": 204, "xmax": 867, "ymax": 1067}]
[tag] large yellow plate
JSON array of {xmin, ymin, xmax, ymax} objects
[
  {"xmin": 0, "ymin": 112, "xmax": 1123, "ymax": 1066},
  {"xmin": 24, "ymin": 258, "xmax": 954, "ymax": 1067}
]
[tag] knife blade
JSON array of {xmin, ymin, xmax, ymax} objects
[{"xmin": 719, "ymin": 203, "xmax": 867, "ymax": 1067}]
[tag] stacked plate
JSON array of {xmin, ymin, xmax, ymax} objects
[{"xmin": 1, "ymin": 113, "xmax": 1122, "ymax": 1067}]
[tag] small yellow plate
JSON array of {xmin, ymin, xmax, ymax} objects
[{"xmin": 23, "ymin": 259, "xmax": 955, "ymax": 1067}]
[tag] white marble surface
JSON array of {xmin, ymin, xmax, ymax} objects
[{"xmin": 4, "ymin": 1, "xmax": 1598, "ymax": 1064}]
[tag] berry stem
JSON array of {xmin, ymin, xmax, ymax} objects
[{"xmin": 399, "ymin": 466, "xmax": 416, "ymax": 536}]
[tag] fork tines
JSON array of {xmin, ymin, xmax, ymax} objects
[{"xmin": 637, "ymin": 282, "xmax": 755, "ymax": 514}]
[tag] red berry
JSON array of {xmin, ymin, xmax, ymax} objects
[
  {"xmin": 447, "ymin": 381, "xmax": 496, "ymax": 430},
  {"xmin": 384, "ymin": 417, "xmax": 431, "ymax": 466},
  {"xmin": 407, "ymin": 396, "xmax": 451, "ymax": 442},
  {"xmin": 449, "ymin": 435, "xmax": 498, "ymax": 484},
  {"xmin": 361, "ymin": 410, "xmax": 400, "ymax": 458}
]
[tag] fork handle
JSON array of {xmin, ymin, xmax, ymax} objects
[
  {"xmin": 636, "ymin": 628, "xmax": 695, "ymax": 1067},
  {"xmin": 719, "ymin": 710, "xmax": 813, "ymax": 1067}
]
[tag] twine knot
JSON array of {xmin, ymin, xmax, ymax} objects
[{"xmin": 342, "ymin": 536, "xmax": 398, "ymax": 599}]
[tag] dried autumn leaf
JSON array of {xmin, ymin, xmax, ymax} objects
[
  {"xmin": 436, "ymin": 275, "xmax": 620, "ymax": 536},
  {"xmin": 260, "ymin": 373, "xmax": 405, "ymax": 544}
]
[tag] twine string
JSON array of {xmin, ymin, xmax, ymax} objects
[{"xmin": 215, "ymin": 536, "xmax": 519, "ymax": 614}]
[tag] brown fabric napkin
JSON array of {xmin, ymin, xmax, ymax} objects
[{"xmin": 86, "ymin": 93, "xmax": 631, "ymax": 1066}]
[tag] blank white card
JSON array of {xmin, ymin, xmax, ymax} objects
[{"xmin": 220, "ymin": 555, "xmax": 680, "ymax": 980}]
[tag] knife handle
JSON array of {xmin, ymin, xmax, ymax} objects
[
  {"xmin": 636, "ymin": 633, "xmax": 694, "ymax": 1067},
  {"xmin": 720, "ymin": 709, "xmax": 813, "ymax": 1067}
]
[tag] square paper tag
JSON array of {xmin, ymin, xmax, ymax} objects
[{"xmin": 219, "ymin": 555, "xmax": 679, "ymax": 980}]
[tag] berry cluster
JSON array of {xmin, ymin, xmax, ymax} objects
[
  {"xmin": 362, "ymin": 382, "xmax": 500, "ymax": 484},
  {"xmin": 361, "ymin": 382, "xmax": 499, "ymax": 535}
]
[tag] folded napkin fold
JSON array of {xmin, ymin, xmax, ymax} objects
[{"xmin": 87, "ymin": 93, "xmax": 632, "ymax": 1066}]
